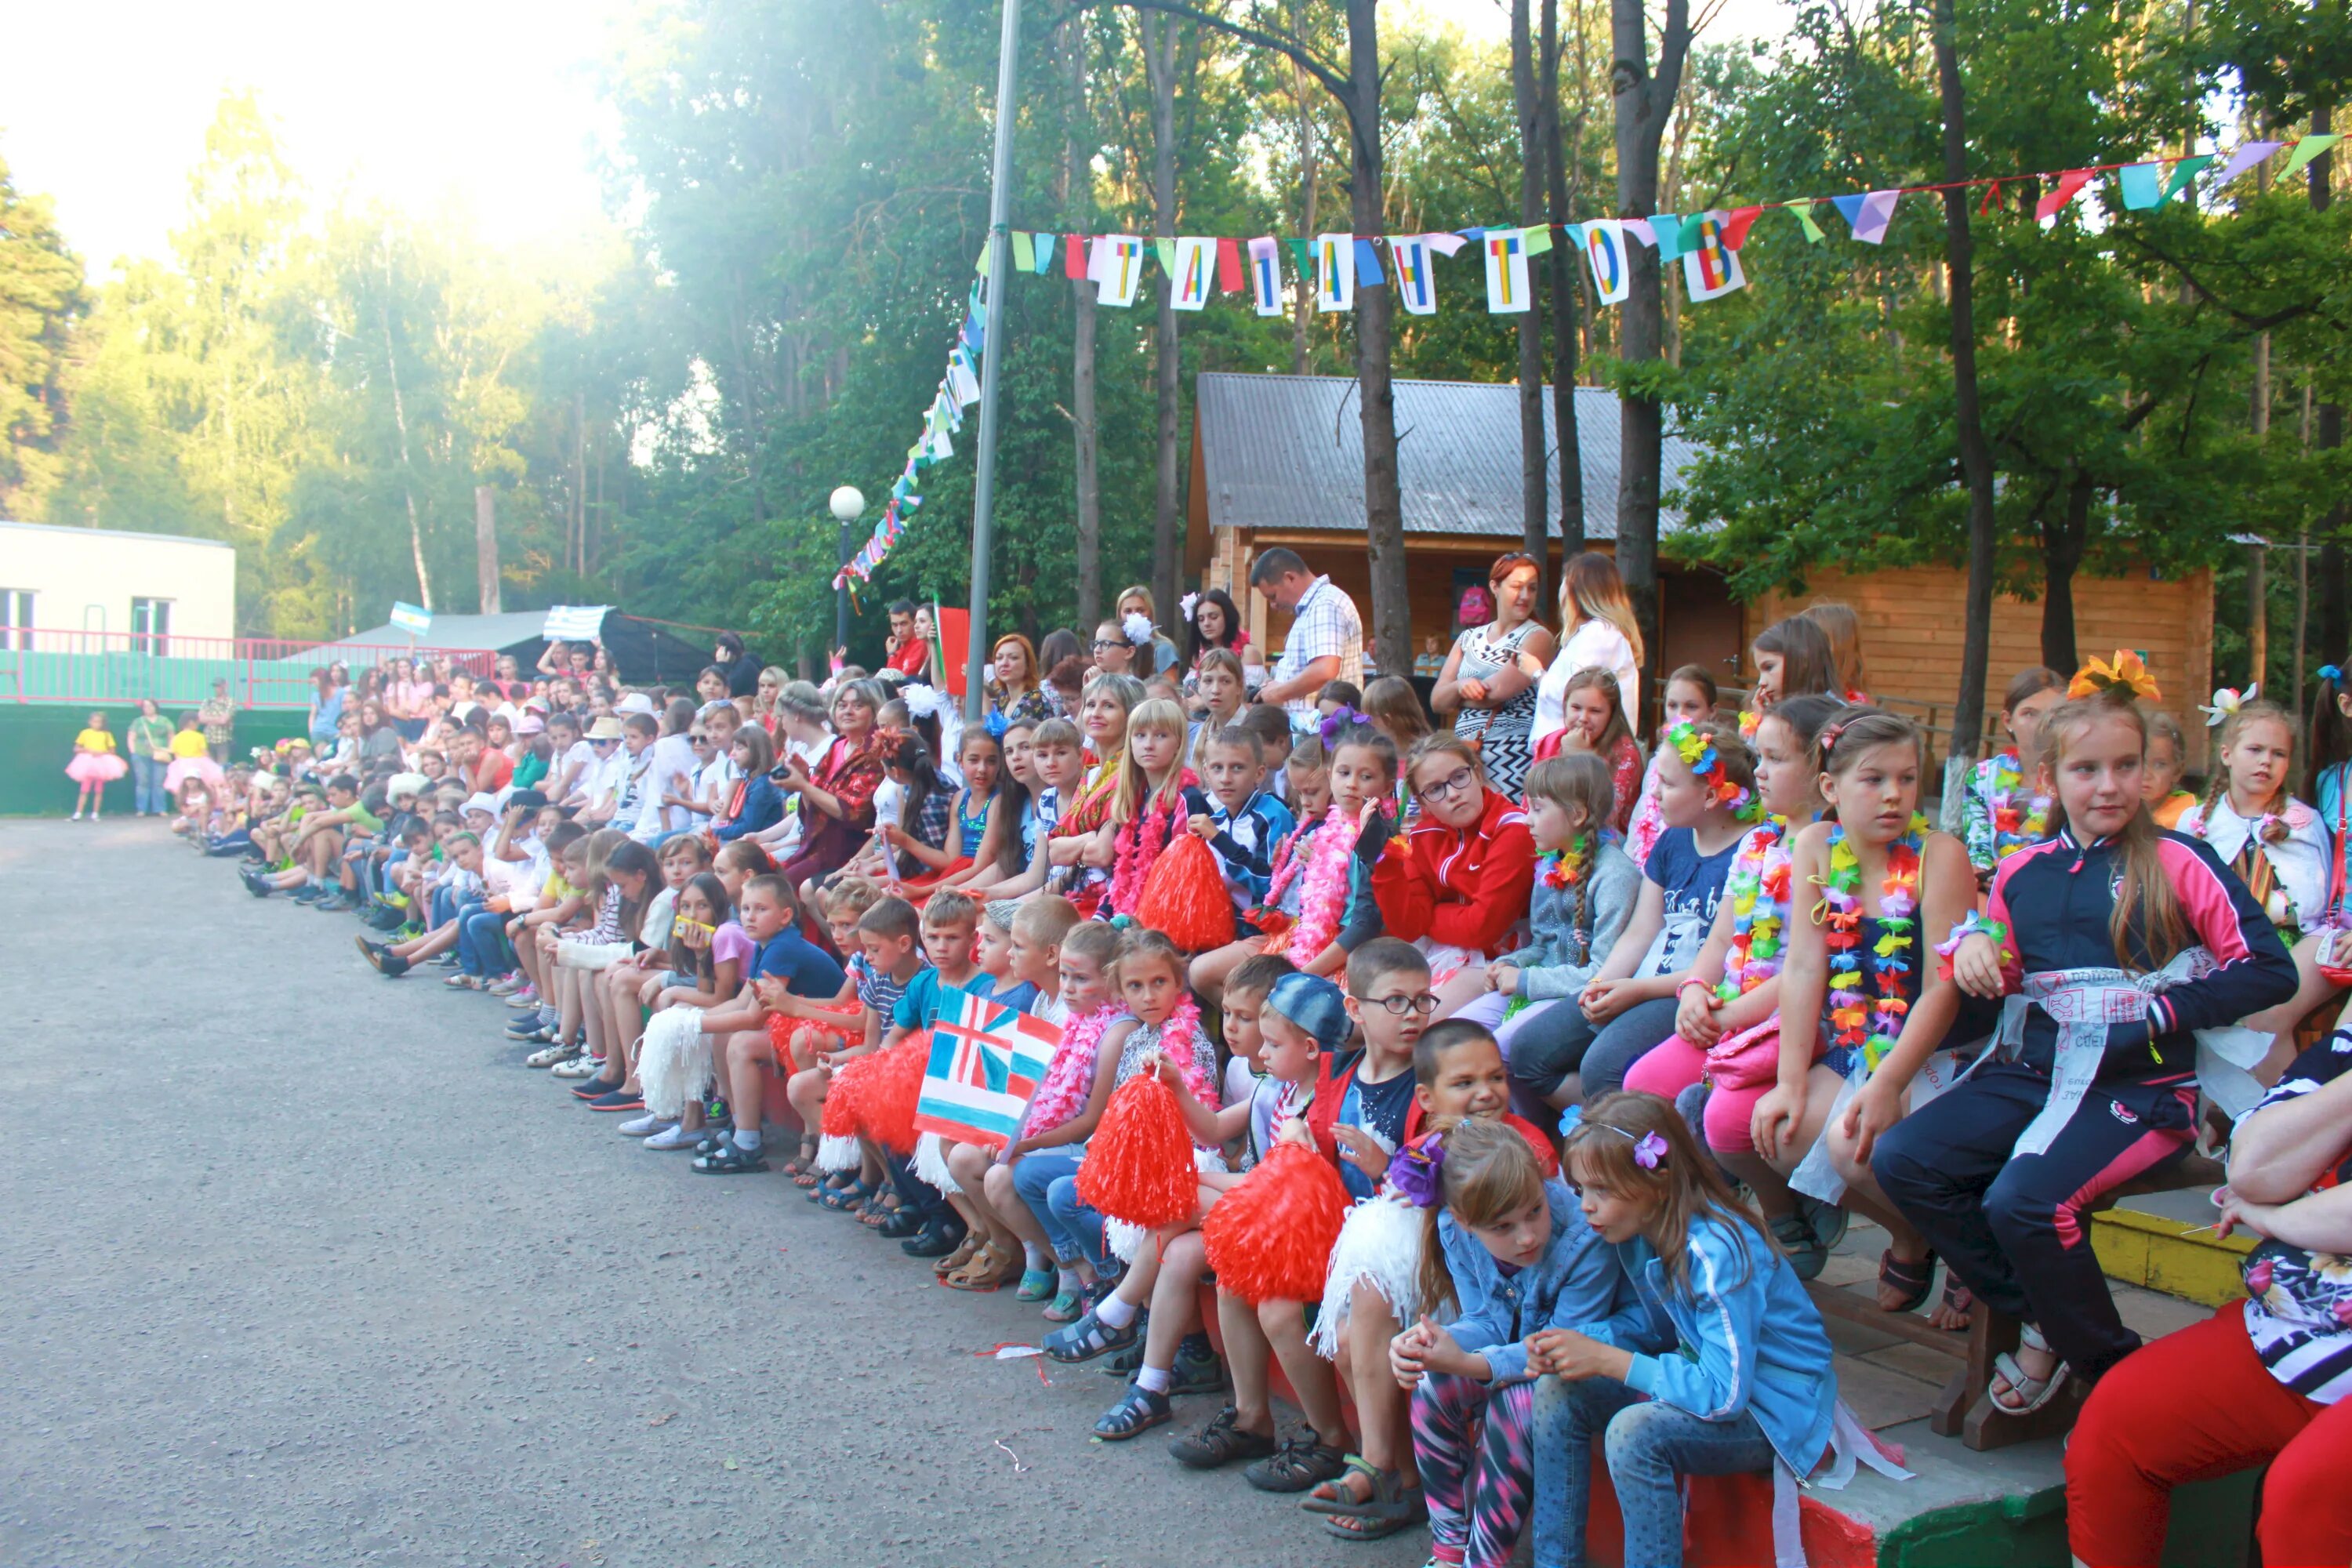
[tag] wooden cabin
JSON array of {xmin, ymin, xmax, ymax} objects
[{"xmin": 1186, "ymin": 371, "xmax": 2214, "ymax": 762}]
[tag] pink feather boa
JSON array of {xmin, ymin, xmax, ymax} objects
[
  {"xmin": 1022, "ymin": 1002, "xmax": 1129, "ymax": 1139},
  {"xmin": 1274, "ymin": 806, "xmax": 1362, "ymax": 965}
]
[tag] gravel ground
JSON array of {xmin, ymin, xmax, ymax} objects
[{"xmin": 0, "ymin": 820, "xmax": 1429, "ymax": 1568}]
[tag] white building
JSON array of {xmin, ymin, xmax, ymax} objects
[{"xmin": 0, "ymin": 521, "xmax": 238, "ymax": 652}]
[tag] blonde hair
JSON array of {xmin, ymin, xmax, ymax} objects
[
  {"xmin": 1404, "ymin": 731, "xmax": 1485, "ymax": 793},
  {"xmin": 1559, "ymin": 551, "xmax": 1645, "ymax": 671},
  {"xmin": 1414, "ymin": 1117, "xmax": 1547, "ymax": 1319},
  {"xmin": 1116, "ymin": 698, "xmax": 1191, "ymax": 821},
  {"xmin": 1362, "ymin": 675, "xmax": 1432, "ymax": 750},
  {"xmin": 1565, "ymin": 1092, "xmax": 1771, "ymax": 1296},
  {"xmin": 2201, "ymin": 699, "xmax": 2297, "ymax": 826},
  {"xmin": 2038, "ymin": 691, "xmax": 2189, "ymax": 970},
  {"xmin": 1524, "ymin": 750, "xmax": 1615, "ymax": 833}
]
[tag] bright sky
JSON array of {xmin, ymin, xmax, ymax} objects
[{"xmin": 5, "ymin": 0, "xmax": 1792, "ymax": 275}]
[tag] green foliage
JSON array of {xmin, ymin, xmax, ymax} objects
[{"xmin": 0, "ymin": 154, "xmax": 84, "ymax": 517}]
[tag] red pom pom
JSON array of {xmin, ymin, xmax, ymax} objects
[
  {"xmin": 1134, "ymin": 832, "xmax": 1236, "ymax": 953},
  {"xmin": 1076, "ymin": 1074, "xmax": 1198, "ymax": 1229},
  {"xmin": 855, "ymin": 1034, "xmax": 931, "ymax": 1156},
  {"xmin": 1202, "ymin": 1142, "xmax": 1351, "ymax": 1305},
  {"xmin": 820, "ymin": 1054, "xmax": 869, "ymax": 1140}
]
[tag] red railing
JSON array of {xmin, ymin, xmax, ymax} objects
[{"xmin": 0, "ymin": 627, "xmax": 499, "ymax": 710}]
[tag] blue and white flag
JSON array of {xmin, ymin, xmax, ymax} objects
[
  {"xmin": 913, "ymin": 985, "xmax": 1062, "ymax": 1149},
  {"xmin": 543, "ymin": 604, "xmax": 610, "ymax": 641},
  {"xmin": 389, "ymin": 601, "xmax": 432, "ymax": 637}
]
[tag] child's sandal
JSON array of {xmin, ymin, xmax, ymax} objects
[
  {"xmin": 1875, "ymin": 1248, "xmax": 1936, "ymax": 1315},
  {"xmin": 818, "ymin": 1178, "xmax": 874, "ymax": 1211},
  {"xmin": 690, "ymin": 1142, "xmax": 768, "ymax": 1176},
  {"xmin": 1308, "ymin": 1458, "xmax": 1426, "ymax": 1540},
  {"xmin": 1934, "ymin": 1278, "xmax": 1976, "ymax": 1331},
  {"xmin": 1989, "ymin": 1323, "xmax": 2071, "ymax": 1416},
  {"xmin": 1091, "ymin": 1386, "xmax": 1171, "ymax": 1441}
]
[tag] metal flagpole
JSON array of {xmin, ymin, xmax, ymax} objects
[{"xmin": 964, "ymin": 0, "xmax": 1022, "ymax": 724}]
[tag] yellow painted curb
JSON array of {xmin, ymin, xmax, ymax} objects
[{"xmin": 2092, "ymin": 1205, "xmax": 2253, "ymax": 1308}]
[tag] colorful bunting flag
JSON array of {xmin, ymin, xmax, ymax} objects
[
  {"xmin": 1649, "ymin": 213, "xmax": 1687, "ymax": 263},
  {"xmin": 947, "ymin": 348, "xmax": 980, "ymax": 407},
  {"xmin": 1581, "ymin": 220, "xmax": 1631, "ymax": 305},
  {"xmin": 1032, "ymin": 233, "xmax": 1056, "ymax": 274},
  {"xmin": 1682, "ymin": 212, "xmax": 1747, "ymax": 303},
  {"xmin": 2117, "ymin": 162, "xmax": 2166, "ymax": 210},
  {"xmin": 1011, "ymin": 230, "xmax": 1035, "ymax": 272},
  {"xmin": 1624, "ymin": 218, "xmax": 1657, "ymax": 247},
  {"xmin": 1522, "ymin": 223, "xmax": 1554, "ymax": 256},
  {"xmin": 2282, "ymin": 133, "xmax": 2342, "ymax": 180},
  {"xmin": 1316, "ymin": 232, "xmax": 1356, "ymax": 311},
  {"xmin": 975, "ymin": 242, "xmax": 991, "ymax": 277},
  {"xmin": 1171, "ymin": 237, "xmax": 1214, "ymax": 310},
  {"xmin": 1389, "ymin": 235, "xmax": 1438, "ymax": 315},
  {"xmin": 2161, "ymin": 154, "xmax": 2215, "ymax": 201},
  {"xmin": 1791, "ymin": 201, "xmax": 1826, "ymax": 243},
  {"xmin": 1247, "ymin": 236, "xmax": 1283, "ymax": 316},
  {"xmin": 2034, "ymin": 169, "xmax": 2095, "ymax": 223},
  {"xmin": 1064, "ymin": 234, "xmax": 1088, "ymax": 281},
  {"xmin": 1089, "ymin": 234, "xmax": 1146, "ymax": 307},
  {"xmin": 1285, "ymin": 237, "xmax": 1312, "ymax": 284},
  {"xmin": 2213, "ymin": 141, "xmax": 2282, "ymax": 185},
  {"xmin": 1152, "ymin": 238, "xmax": 1178, "ymax": 277},
  {"xmin": 1483, "ymin": 227, "xmax": 1531, "ymax": 312},
  {"xmin": 1353, "ymin": 236, "xmax": 1385, "ymax": 286},
  {"xmin": 1830, "ymin": 189, "xmax": 1902, "ymax": 244},
  {"xmin": 1215, "ymin": 237, "xmax": 1243, "ymax": 293},
  {"xmin": 1722, "ymin": 206, "xmax": 1764, "ymax": 249}
]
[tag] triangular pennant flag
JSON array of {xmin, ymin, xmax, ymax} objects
[
  {"xmin": 1521, "ymin": 223, "xmax": 1554, "ymax": 256},
  {"xmin": 1722, "ymin": 205, "xmax": 1764, "ymax": 250},
  {"xmin": 1482, "ymin": 227, "xmax": 1531, "ymax": 312},
  {"xmin": 2282, "ymin": 132, "xmax": 2342, "ymax": 180},
  {"xmin": 1152, "ymin": 237, "xmax": 1178, "ymax": 277},
  {"xmin": 1624, "ymin": 218, "xmax": 1657, "ymax": 246},
  {"xmin": 1831, "ymin": 188, "xmax": 1902, "ymax": 244},
  {"xmin": 1353, "ymin": 235, "xmax": 1385, "ymax": 285},
  {"xmin": 1215, "ymin": 237, "xmax": 1243, "ymax": 293},
  {"xmin": 1649, "ymin": 212, "xmax": 1687, "ymax": 263},
  {"xmin": 1031, "ymin": 232, "xmax": 1056, "ymax": 274},
  {"xmin": 1170, "ymin": 236, "xmax": 1214, "ymax": 310},
  {"xmin": 1284, "ymin": 237, "xmax": 1311, "ymax": 281},
  {"xmin": 1064, "ymin": 234, "xmax": 1089, "ymax": 280},
  {"xmin": 1388, "ymin": 235, "xmax": 1437, "ymax": 315},
  {"xmin": 2212, "ymin": 140, "xmax": 2283, "ymax": 185},
  {"xmin": 1315, "ymin": 232, "xmax": 1355, "ymax": 311},
  {"xmin": 1682, "ymin": 212, "xmax": 1747, "ymax": 303},
  {"xmin": 2161, "ymin": 154, "xmax": 2215, "ymax": 201},
  {"xmin": 1010, "ymin": 230, "xmax": 1035, "ymax": 272},
  {"xmin": 2034, "ymin": 168, "xmax": 2096, "ymax": 223},
  {"xmin": 1247, "ymin": 236, "xmax": 1284, "ymax": 316},
  {"xmin": 2117, "ymin": 162, "xmax": 2165, "ymax": 210},
  {"xmin": 1579, "ymin": 220, "xmax": 1630, "ymax": 305},
  {"xmin": 1790, "ymin": 201, "xmax": 1825, "ymax": 243},
  {"xmin": 975, "ymin": 242, "xmax": 991, "ymax": 277}
]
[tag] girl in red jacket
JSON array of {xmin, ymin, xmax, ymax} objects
[{"xmin": 1370, "ymin": 734, "xmax": 1538, "ymax": 1018}]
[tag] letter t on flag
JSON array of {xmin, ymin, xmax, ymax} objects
[
  {"xmin": 1247, "ymin": 236, "xmax": 1284, "ymax": 316},
  {"xmin": 1483, "ymin": 228, "xmax": 1530, "ymax": 313}
]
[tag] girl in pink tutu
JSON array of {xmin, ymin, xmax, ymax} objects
[
  {"xmin": 67, "ymin": 711, "xmax": 128, "ymax": 819},
  {"xmin": 165, "ymin": 713, "xmax": 227, "ymax": 818}
]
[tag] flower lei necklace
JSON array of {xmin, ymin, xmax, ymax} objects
[
  {"xmin": 1717, "ymin": 815, "xmax": 1792, "ymax": 1000},
  {"xmin": 1539, "ymin": 829, "xmax": 1600, "ymax": 953},
  {"xmin": 1664, "ymin": 720, "xmax": 1757, "ymax": 819},
  {"xmin": 1816, "ymin": 812, "xmax": 1926, "ymax": 1071},
  {"xmin": 1987, "ymin": 751, "xmax": 2050, "ymax": 859}
]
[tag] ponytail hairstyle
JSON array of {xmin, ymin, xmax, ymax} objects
[
  {"xmin": 1559, "ymin": 550, "xmax": 1645, "ymax": 672},
  {"xmin": 1563, "ymin": 1091, "xmax": 1772, "ymax": 1297},
  {"xmin": 1801, "ymin": 601, "xmax": 1868, "ymax": 698},
  {"xmin": 1559, "ymin": 667, "xmax": 1634, "ymax": 757},
  {"xmin": 1116, "ymin": 698, "xmax": 1192, "ymax": 821},
  {"xmin": 884, "ymin": 728, "xmax": 945, "ymax": 839},
  {"xmin": 713, "ymin": 837, "xmax": 774, "ymax": 880},
  {"xmin": 2307, "ymin": 655, "xmax": 2352, "ymax": 798},
  {"xmin": 1814, "ymin": 706, "xmax": 1923, "ymax": 784},
  {"xmin": 1361, "ymin": 675, "xmax": 1433, "ymax": 752},
  {"xmin": 1751, "ymin": 615, "xmax": 1839, "ymax": 706},
  {"xmin": 2198, "ymin": 699, "xmax": 2299, "ymax": 839},
  {"xmin": 1762, "ymin": 691, "xmax": 1844, "ymax": 762},
  {"xmin": 1410, "ymin": 1116, "xmax": 1548, "ymax": 1322},
  {"xmin": 2037, "ymin": 688, "xmax": 2189, "ymax": 971}
]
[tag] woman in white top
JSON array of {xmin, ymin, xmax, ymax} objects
[{"xmin": 1531, "ymin": 550, "xmax": 1644, "ymax": 753}]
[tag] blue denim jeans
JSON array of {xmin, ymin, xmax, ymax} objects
[
  {"xmin": 130, "ymin": 753, "xmax": 165, "ymax": 815},
  {"xmin": 458, "ymin": 905, "xmax": 508, "ymax": 977},
  {"xmin": 1530, "ymin": 1376, "xmax": 1777, "ymax": 1568},
  {"xmin": 1009, "ymin": 1147, "xmax": 1095, "ymax": 1269}
]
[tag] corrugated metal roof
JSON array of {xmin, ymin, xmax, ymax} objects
[{"xmin": 1195, "ymin": 372, "xmax": 1700, "ymax": 542}]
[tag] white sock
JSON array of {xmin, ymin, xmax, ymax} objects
[
  {"xmin": 1023, "ymin": 1243, "xmax": 1050, "ymax": 1271},
  {"xmin": 1134, "ymin": 1364, "xmax": 1171, "ymax": 1395},
  {"xmin": 734, "ymin": 1128, "xmax": 763, "ymax": 1153},
  {"xmin": 1096, "ymin": 1295, "xmax": 1138, "ymax": 1330},
  {"xmin": 1058, "ymin": 1267, "xmax": 1083, "ymax": 1293}
]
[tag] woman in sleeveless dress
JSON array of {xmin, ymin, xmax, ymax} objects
[{"xmin": 1432, "ymin": 551, "xmax": 1554, "ymax": 800}]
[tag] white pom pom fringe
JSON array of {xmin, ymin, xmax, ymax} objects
[
  {"xmin": 1105, "ymin": 1218, "xmax": 1148, "ymax": 1264},
  {"xmin": 815, "ymin": 1134, "xmax": 860, "ymax": 1172},
  {"xmin": 1308, "ymin": 1195, "xmax": 1426, "ymax": 1360},
  {"xmin": 638, "ymin": 1007, "xmax": 710, "ymax": 1120},
  {"xmin": 913, "ymin": 1132, "xmax": 960, "ymax": 1196}
]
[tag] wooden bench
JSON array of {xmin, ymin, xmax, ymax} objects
[{"xmin": 1805, "ymin": 1152, "xmax": 2224, "ymax": 1453}]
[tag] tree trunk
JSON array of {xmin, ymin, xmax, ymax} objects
[
  {"xmin": 1933, "ymin": 0, "xmax": 1999, "ymax": 804},
  {"xmin": 379, "ymin": 249, "xmax": 432, "ymax": 612},
  {"xmin": 1608, "ymin": 0, "xmax": 1689, "ymax": 697},
  {"xmin": 1289, "ymin": 0, "xmax": 1318, "ymax": 376},
  {"xmin": 1512, "ymin": 0, "xmax": 1548, "ymax": 577},
  {"xmin": 1143, "ymin": 13, "xmax": 1184, "ymax": 617},
  {"xmin": 1541, "ymin": 0, "xmax": 1584, "ymax": 567},
  {"xmin": 475, "ymin": 485, "xmax": 502, "ymax": 614},
  {"xmin": 1065, "ymin": 23, "xmax": 1103, "ymax": 634},
  {"xmin": 2040, "ymin": 476, "xmax": 2089, "ymax": 674},
  {"xmin": 1345, "ymin": 0, "xmax": 1410, "ymax": 677},
  {"xmin": 2310, "ymin": 108, "xmax": 2344, "ymax": 669}
]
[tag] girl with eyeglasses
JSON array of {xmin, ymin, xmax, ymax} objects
[{"xmin": 1367, "ymin": 735, "xmax": 1539, "ymax": 1022}]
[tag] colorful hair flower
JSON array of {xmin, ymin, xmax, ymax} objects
[
  {"xmin": 2067, "ymin": 649, "xmax": 2160, "ymax": 702},
  {"xmin": 1388, "ymin": 1136, "xmax": 1446, "ymax": 1208},
  {"xmin": 2198, "ymin": 682, "xmax": 2257, "ymax": 728},
  {"xmin": 1632, "ymin": 1131, "xmax": 1669, "ymax": 1170}
]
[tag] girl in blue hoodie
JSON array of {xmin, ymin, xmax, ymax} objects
[
  {"xmin": 1390, "ymin": 1116, "xmax": 1651, "ymax": 1568},
  {"xmin": 1528, "ymin": 1091, "xmax": 1839, "ymax": 1568}
]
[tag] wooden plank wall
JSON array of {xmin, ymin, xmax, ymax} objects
[{"xmin": 1752, "ymin": 565, "xmax": 2215, "ymax": 768}]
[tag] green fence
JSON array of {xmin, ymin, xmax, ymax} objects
[{"xmin": 0, "ymin": 703, "xmax": 308, "ymax": 816}]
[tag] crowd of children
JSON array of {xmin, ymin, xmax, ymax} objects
[{"xmin": 162, "ymin": 571, "xmax": 2352, "ymax": 1566}]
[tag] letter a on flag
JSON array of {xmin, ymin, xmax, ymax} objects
[
  {"xmin": 1316, "ymin": 231, "xmax": 1355, "ymax": 312},
  {"xmin": 913, "ymin": 985, "xmax": 1063, "ymax": 1150},
  {"xmin": 1483, "ymin": 227, "xmax": 1530, "ymax": 313},
  {"xmin": 1681, "ymin": 212, "xmax": 1747, "ymax": 303},
  {"xmin": 1247, "ymin": 235, "xmax": 1284, "ymax": 316},
  {"xmin": 1171, "ymin": 237, "xmax": 1214, "ymax": 310},
  {"xmin": 1389, "ymin": 235, "xmax": 1437, "ymax": 315},
  {"xmin": 1581, "ymin": 220, "xmax": 1631, "ymax": 306}
]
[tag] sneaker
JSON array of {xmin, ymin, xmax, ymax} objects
[
  {"xmin": 586, "ymin": 1089, "xmax": 645, "ymax": 1112},
  {"xmin": 643, "ymin": 1123, "xmax": 702, "ymax": 1150},
  {"xmin": 524, "ymin": 1041, "xmax": 580, "ymax": 1069},
  {"xmin": 503, "ymin": 988, "xmax": 542, "ymax": 1011},
  {"xmin": 617, "ymin": 1112, "xmax": 673, "ymax": 1137},
  {"xmin": 550, "ymin": 1054, "xmax": 605, "ymax": 1080},
  {"xmin": 488, "ymin": 976, "xmax": 523, "ymax": 997},
  {"xmin": 291, "ymin": 884, "xmax": 326, "ymax": 904},
  {"xmin": 1169, "ymin": 1405, "xmax": 1279, "ymax": 1469},
  {"xmin": 1168, "ymin": 1335, "xmax": 1225, "ymax": 1396},
  {"xmin": 506, "ymin": 1014, "xmax": 552, "ymax": 1040},
  {"xmin": 570, "ymin": 1073, "xmax": 626, "ymax": 1099}
]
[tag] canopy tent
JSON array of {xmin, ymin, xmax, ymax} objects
[{"xmin": 292, "ymin": 612, "xmax": 717, "ymax": 688}]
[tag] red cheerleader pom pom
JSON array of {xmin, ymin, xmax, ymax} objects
[
  {"xmin": 1076, "ymin": 1074, "xmax": 1198, "ymax": 1229},
  {"xmin": 1201, "ymin": 1142, "xmax": 1351, "ymax": 1306},
  {"xmin": 1134, "ymin": 832, "xmax": 1236, "ymax": 953},
  {"xmin": 821, "ymin": 1053, "xmax": 872, "ymax": 1140},
  {"xmin": 855, "ymin": 1033, "xmax": 931, "ymax": 1156}
]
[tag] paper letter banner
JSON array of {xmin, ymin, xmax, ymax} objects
[
  {"xmin": 1483, "ymin": 227, "xmax": 1531, "ymax": 313},
  {"xmin": 2213, "ymin": 140, "xmax": 2282, "ymax": 185},
  {"xmin": 1581, "ymin": 220, "xmax": 1631, "ymax": 306},
  {"xmin": 1316, "ymin": 232, "xmax": 1355, "ymax": 311},
  {"xmin": 1215, "ymin": 237, "xmax": 1243, "ymax": 294},
  {"xmin": 1390, "ymin": 235, "xmax": 1438, "ymax": 315},
  {"xmin": 1089, "ymin": 235, "xmax": 1146, "ymax": 307},
  {"xmin": 1830, "ymin": 188, "xmax": 1902, "ymax": 244},
  {"xmin": 1682, "ymin": 212, "xmax": 1747, "ymax": 303},
  {"xmin": 1247, "ymin": 236, "xmax": 1284, "ymax": 316},
  {"xmin": 913, "ymin": 985, "xmax": 1062, "ymax": 1149},
  {"xmin": 1032, "ymin": 232, "xmax": 1057, "ymax": 274},
  {"xmin": 1171, "ymin": 237, "xmax": 1214, "ymax": 310},
  {"xmin": 2282, "ymin": 133, "xmax": 2342, "ymax": 180},
  {"xmin": 1649, "ymin": 213, "xmax": 1688, "ymax": 263},
  {"xmin": 947, "ymin": 348, "xmax": 981, "ymax": 407},
  {"xmin": 2035, "ymin": 169, "xmax": 2095, "ymax": 223}
]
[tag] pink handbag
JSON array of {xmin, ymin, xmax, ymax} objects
[{"xmin": 1700, "ymin": 1016, "xmax": 1786, "ymax": 1091}]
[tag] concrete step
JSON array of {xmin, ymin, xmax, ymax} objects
[{"xmin": 2090, "ymin": 1183, "xmax": 2252, "ymax": 1308}]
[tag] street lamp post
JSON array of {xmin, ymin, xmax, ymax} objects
[
  {"xmin": 964, "ymin": 0, "xmax": 1022, "ymax": 723},
  {"xmin": 830, "ymin": 485, "xmax": 865, "ymax": 657}
]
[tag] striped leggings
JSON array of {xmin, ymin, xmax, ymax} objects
[{"xmin": 1411, "ymin": 1370, "xmax": 1537, "ymax": 1568}]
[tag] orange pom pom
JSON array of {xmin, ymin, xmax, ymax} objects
[
  {"xmin": 1202, "ymin": 1142, "xmax": 1351, "ymax": 1305},
  {"xmin": 1134, "ymin": 832, "xmax": 1236, "ymax": 953},
  {"xmin": 821, "ymin": 1053, "xmax": 873, "ymax": 1140},
  {"xmin": 1076, "ymin": 1074, "xmax": 1198, "ymax": 1229},
  {"xmin": 855, "ymin": 1034, "xmax": 931, "ymax": 1156}
]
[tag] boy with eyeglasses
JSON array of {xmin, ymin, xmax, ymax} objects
[{"xmin": 1307, "ymin": 937, "xmax": 1436, "ymax": 1203}]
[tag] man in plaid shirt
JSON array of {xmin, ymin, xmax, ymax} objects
[{"xmin": 1250, "ymin": 546, "xmax": 1364, "ymax": 723}]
